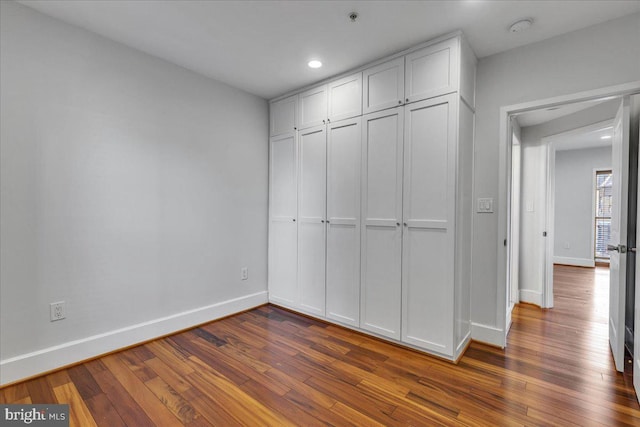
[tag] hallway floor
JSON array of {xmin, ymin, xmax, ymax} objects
[{"xmin": 506, "ymin": 264, "xmax": 637, "ymax": 423}]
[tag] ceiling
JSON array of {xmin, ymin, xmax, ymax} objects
[
  {"xmin": 514, "ymin": 99, "xmax": 609, "ymax": 127},
  {"xmin": 549, "ymin": 121, "xmax": 614, "ymax": 152},
  {"xmin": 18, "ymin": 0, "xmax": 640, "ymax": 100}
]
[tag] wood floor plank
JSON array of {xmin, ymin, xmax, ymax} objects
[
  {"xmin": 24, "ymin": 377, "xmax": 57, "ymax": 403},
  {"xmin": 2, "ymin": 265, "xmax": 638, "ymax": 425},
  {"xmin": 52, "ymin": 382, "xmax": 98, "ymax": 427},
  {"xmin": 101, "ymin": 354, "xmax": 179, "ymax": 427},
  {"xmin": 90, "ymin": 368, "xmax": 155, "ymax": 427},
  {"xmin": 84, "ymin": 393, "xmax": 127, "ymax": 427}
]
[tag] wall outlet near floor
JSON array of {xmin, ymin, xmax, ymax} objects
[
  {"xmin": 50, "ymin": 301, "xmax": 65, "ymax": 321},
  {"xmin": 241, "ymin": 267, "xmax": 248, "ymax": 281}
]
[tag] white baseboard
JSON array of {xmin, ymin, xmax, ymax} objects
[
  {"xmin": 519, "ymin": 289, "xmax": 543, "ymax": 306},
  {"xmin": 471, "ymin": 322, "xmax": 505, "ymax": 348},
  {"xmin": 0, "ymin": 291, "xmax": 268, "ymax": 386},
  {"xmin": 455, "ymin": 330, "xmax": 472, "ymax": 360},
  {"xmin": 553, "ymin": 256, "xmax": 595, "ymax": 268}
]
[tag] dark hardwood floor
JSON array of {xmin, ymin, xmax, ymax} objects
[{"xmin": 1, "ymin": 264, "xmax": 639, "ymax": 425}]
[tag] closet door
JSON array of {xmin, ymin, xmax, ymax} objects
[
  {"xmin": 326, "ymin": 117, "xmax": 361, "ymax": 327},
  {"xmin": 299, "ymin": 85, "xmax": 327, "ymax": 130},
  {"xmin": 405, "ymin": 38, "xmax": 458, "ymax": 104},
  {"xmin": 268, "ymin": 134, "xmax": 298, "ymax": 307},
  {"xmin": 327, "ymin": 73, "xmax": 362, "ymax": 122},
  {"xmin": 270, "ymin": 95, "xmax": 297, "ymax": 137},
  {"xmin": 297, "ymin": 125, "xmax": 327, "ymax": 316},
  {"xmin": 402, "ymin": 94, "xmax": 457, "ymax": 356},
  {"xmin": 360, "ymin": 107, "xmax": 404, "ymax": 340},
  {"xmin": 362, "ymin": 57, "xmax": 405, "ymax": 115}
]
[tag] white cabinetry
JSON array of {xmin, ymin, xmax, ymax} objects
[
  {"xmin": 299, "ymin": 85, "xmax": 327, "ymax": 130},
  {"xmin": 402, "ymin": 94, "xmax": 457, "ymax": 355},
  {"xmin": 328, "ymin": 73, "xmax": 362, "ymax": 122},
  {"xmin": 297, "ymin": 125, "xmax": 327, "ymax": 315},
  {"xmin": 362, "ymin": 58, "xmax": 405, "ymax": 114},
  {"xmin": 360, "ymin": 108, "xmax": 404, "ymax": 339},
  {"xmin": 270, "ymin": 95, "xmax": 297, "ymax": 137},
  {"xmin": 405, "ymin": 37, "xmax": 458, "ymax": 104},
  {"xmin": 269, "ymin": 33, "xmax": 476, "ymax": 361},
  {"xmin": 326, "ymin": 117, "xmax": 362, "ymax": 326},
  {"xmin": 268, "ymin": 133, "xmax": 298, "ymax": 306}
]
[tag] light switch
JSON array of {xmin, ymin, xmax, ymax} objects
[
  {"xmin": 526, "ymin": 201, "xmax": 534, "ymax": 212},
  {"xmin": 477, "ymin": 198, "xmax": 494, "ymax": 213}
]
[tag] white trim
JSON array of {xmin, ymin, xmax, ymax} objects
[
  {"xmin": 553, "ymin": 256, "xmax": 596, "ymax": 267},
  {"xmin": 471, "ymin": 322, "xmax": 504, "ymax": 348},
  {"xmin": 455, "ymin": 331, "xmax": 472, "ymax": 360},
  {"xmin": 544, "ymin": 140, "xmax": 556, "ymax": 308},
  {"xmin": 497, "ymin": 81, "xmax": 640, "ymax": 350},
  {"xmin": 519, "ymin": 289, "xmax": 543, "ymax": 306},
  {"xmin": 0, "ymin": 291, "xmax": 268, "ymax": 386}
]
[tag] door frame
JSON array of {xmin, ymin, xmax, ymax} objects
[
  {"xmin": 497, "ymin": 81, "xmax": 640, "ymax": 347},
  {"xmin": 538, "ymin": 121, "xmax": 614, "ymax": 309}
]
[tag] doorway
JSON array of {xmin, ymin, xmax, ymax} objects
[{"xmin": 498, "ymin": 84, "xmax": 640, "ymax": 391}]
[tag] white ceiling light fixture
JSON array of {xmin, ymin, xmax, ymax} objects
[
  {"xmin": 509, "ymin": 18, "xmax": 533, "ymax": 33},
  {"xmin": 601, "ymin": 135, "xmax": 612, "ymax": 140},
  {"xmin": 308, "ymin": 60, "xmax": 322, "ymax": 69}
]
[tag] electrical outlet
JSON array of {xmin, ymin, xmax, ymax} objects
[
  {"xmin": 564, "ymin": 242, "xmax": 571, "ymax": 249},
  {"xmin": 241, "ymin": 267, "xmax": 248, "ymax": 281},
  {"xmin": 50, "ymin": 301, "xmax": 65, "ymax": 322}
]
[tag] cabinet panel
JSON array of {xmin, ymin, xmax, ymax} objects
[
  {"xmin": 299, "ymin": 85, "xmax": 327, "ymax": 130},
  {"xmin": 402, "ymin": 228, "xmax": 452, "ymax": 353},
  {"xmin": 270, "ymin": 95, "xmax": 297, "ymax": 137},
  {"xmin": 405, "ymin": 38, "xmax": 458, "ymax": 104},
  {"xmin": 328, "ymin": 73, "xmax": 362, "ymax": 122},
  {"xmin": 360, "ymin": 108, "xmax": 404, "ymax": 339},
  {"xmin": 268, "ymin": 134, "xmax": 298, "ymax": 307},
  {"xmin": 327, "ymin": 119, "xmax": 361, "ymax": 221},
  {"xmin": 326, "ymin": 118, "xmax": 361, "ymax": 326},
  {"xmin": 404, "ymin": 101, "xmax": 449, "ymax": 222},
  {"xmin": 298, "ymin": 125, "xmax": 326, "ymax": 316},
  {"xmin": 363, "ymin": 58, "xmax": 404, "ymax": 115},
  {"xmin": 269, "ymin": 134, "xmax": 297, "ymax": 218},
  {"xmin": 268, "ymin": 220, "xmax": 298, "ymax": 306},
  {"xmin": 298, "ymin": 222, "xmax": 326, "ymax": 315},
  {"xmin": 326, "ymin": 224, "xmax": 359, "ymax": 325},
  {"xmin": 402, "ymin": 95, "xmax": 457, "ymax": 355}
]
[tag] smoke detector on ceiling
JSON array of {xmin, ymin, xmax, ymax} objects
[{"xmin": 509, "ymin": 18, "xmax": 533, "ymax": 33}]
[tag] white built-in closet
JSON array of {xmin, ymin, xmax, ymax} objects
[{"xmin": 268, "ymin": 32, "xmax": 476, "ymax": 361}]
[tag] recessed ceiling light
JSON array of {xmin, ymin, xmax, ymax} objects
[
  {"xmin": 601, "ymin": 135, "xmax": 612, "ymax": 140},
  {"xmin": 509, "ymin": 18, "xmax": 533, "ymax": 33},
  {"xmin": 308, "ymin": 60, "xmax": 322, "ymax": 69}
]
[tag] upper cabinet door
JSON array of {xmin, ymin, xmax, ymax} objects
[
  {"xmin": 270, "ymin": 95, "xmax": 297, "ymax": 137},
  {"xmin": 327, "ymin": 73, "xmax": 362, "ymax": 122},
  {"xmin": 362, "ymin": 57, "xmax": 405, "ymax": 115},
  {"xmin": 405, "ymin": 37, "xmax": 459, "ymax": 104},
  {"xmin": 299, "ymin": 85, "xmax": 327, "ymax": 130}
]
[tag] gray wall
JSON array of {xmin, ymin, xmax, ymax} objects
[
  {"xmin": 0, "ymin": 1, "xmax": 268, "ymax": 382},
  {"xmin": 472, "ymin": 12, "xmax": 640, "ymax": 338},
  {"xmin": 554, "ymin": 147, "xmax": 612, "ymax": 263}
]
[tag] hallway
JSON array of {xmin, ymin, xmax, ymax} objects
[{"xmin": 505, "ymin": 264, "xmax": 637, "ymax": 422}]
